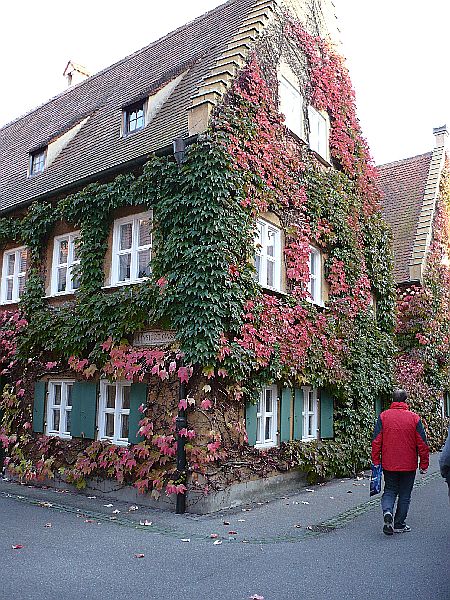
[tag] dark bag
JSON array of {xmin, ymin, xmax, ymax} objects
[{"xmin": 370, "ymin": 464, "xmax": 382, "ymax": 496}]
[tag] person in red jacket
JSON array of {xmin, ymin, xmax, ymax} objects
[{"xmin": 372, "ymin": 389, "xmax": 429, "ymax": 535}]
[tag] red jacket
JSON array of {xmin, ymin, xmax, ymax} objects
[{"xmin": 371, "ymin": 402, "xmax": 429, "ymax": 471}]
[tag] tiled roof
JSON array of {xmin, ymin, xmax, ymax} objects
[
  {"xmin": 0, "ymin": 0, "xmax": 260, "ymax": 214},
  {"xmin": 378, "ymin": 152, "xmax": 433, "ymax": 284}
]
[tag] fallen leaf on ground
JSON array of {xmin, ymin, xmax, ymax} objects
[
  {"xmin": 134, "ymin": 553, "xmax": 145, "ymax": 558},
  {"xmin": 237, "ymin": 519, "xmax": 245, "ymax": 522},
  {"xmin": 84, "ymin": 519, "xmax": 95, "ymax": 523},
  {"xmin": 128, "ymin": 505, "xmax": 139, "ymax": 511},
  {"xmin": 347, "ymin": 490, "xmax": 353, "ymax": 494},
  {"xmin": 139, "ymin": 520, "xmax": 152, "ymax": 526},
  {"xmin": 250, "ymin": 595, "xmax": 264, "ymax": 600},
  {"xmin": 39, "ymin": 502, "xmax": 53, "ymax": 508},
  {"xmin": 228, "ymin": 531, "xmax": 238, "ymax": 535},
  {"xmin": 294, "ymin": 524, "xmax": 302, "ymax": 528},
  {"xmin": 44, "ymin": 523, "xmax": 52, "ymax": 528},
  {"xmin": 112, "ymin": 509, "xmax": 120, "ymax": 514},
  {"xmin": 223, "ymin": 521, "xmax": 230, "ymax": 525},
  {"xmin": 210, "ymin": 533, "xmax": 218, "ymax": 539},
  {"xmin": 213, "ymin": 540, "xmax": 222, "ymax": 545},
  {"xmin": 305, "ymin": 488, "xmax": 314, "ymax": 492},
  {"xmin": 329, "ymin": 496, "xmax": 335, "ymax": 500},
  {"xmin": 301, "ymin": 501, "xmax": 309, "ymax": 505},
  {"xmin": 242, "ymin": 540, "xmax": 249, "ymax": 543},
  {"xmin": 104, "ymin": 504, "xmax": 113, "ymax": 507},
  {"xmin": 181, "ymin": 538, "xmax": 190, "ymax": 542},
  {"xmin": 87, "ymin": 496, "xmax": 96, "ymax": 499},
  {"xmin": 12, "ymin": 545, "xmax": 24, "ymax": 549}
]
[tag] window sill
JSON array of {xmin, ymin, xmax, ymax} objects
[
  {"xmin": 103, "ymin": 278, "xmax": 149, "ymax": 291},
  {"xmin": 98, "ymin": 437, "xmax": 129, "ymax": 447},
  {"xmin": 46, "ymin": 432, "xmax": 72, "ymax": 440},
  {"xmin": 254, "ymin": 441, "xmax": 278, "ymax": 450},
  {"xmin": 45, "ymin": 290, "xmax": 78, "ymax": 299},
  {"xmin": 0, "ymin": 299, "xmax": 21, "ymax": 306}
]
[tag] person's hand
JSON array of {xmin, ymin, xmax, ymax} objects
[{"xmin": 419, "ymin": 468, "xmax": 427, "ymax": 475}]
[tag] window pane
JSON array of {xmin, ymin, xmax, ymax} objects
[
  {"xmin": 18, "ymin": 275, "xmax": 26, "ymax": 298},
  {"xmin": 71, "ymin": 268, "xmax": 81, "ymax": 290},
  {"xmin": 106, "ymin": 385, "xmax": 116, "ymax": 409},
  {"xmin": 72, "ymin": 238, "xmax": 80, "ymax": 262},
  {"xmin": 137, "ymin": 249, "xmax": 151, "ymax": 278},
  {"xmin": 65, "ymin": 410, "xmax": 71, "ymax": 433},
  {"xmin": 6, "ymin": 280, "xmax": 13, "ymax": 301},
  {"xmin": 58, "ymin": 240, "xmax": 69, "ymax": 264},
  {"xmin": 66, "ymin": 384, "xmax": 73, "ymax": 407},
  {"xmin": 256, "ymin": 416, "xmax": 262, "ymax": 442},
  {"xmin": 138, "ymin": 219, "xmax": 151, "ymax": 247},
  {"xmin": 53, "ymin": 409, "xmax": 60, "ymax": 431},
  {"xmin": 122, "ymin": 385, "xmax": 130, "ymax": 410},
  {"xmin": 119, "ymin": 254, "xmax": 131, "ymax": 281},
  {"xmin": 266, "ymin": 231, "xmax": 275, "ymax": 257},
  {"xmin": 265, "ymin": 389, "xmax": 272, "ymax": 413},
  {"xmin": 310, "ymin": 252, "xmax": 316, "ymax": 276},
  {"xmin": 255, "ymin": 254, "xmax": 261, "ymax": 280},
  {"xmin": 256, "ymin": 398, "xmax": 261, "ymax": 415},
  {"xmin": 308, "ymin": 414, "xmax": 314, "ymax": 436},
  {"xmin": 7, "ymin": 253, "xmax": 15, "ymax": 276},
  {"xmin": 266, "ymin": 260, "xmax": 274, "ymax": 288},
  {"xmin": 57, "ymin": 267, "xmax": 67, "ymax": 292},
  {"xmin": 105, "ymin": 413, "xmax": 115, "ymax": 437},
  {"xmin": 54, "ymin": 384, "xmax": 62, "ymax": 405},
  {"xmin": 121, "ymin": 414, "xmax": 129, "ymax": 439},
  {"xmin": 119, "ymin": 223, "xmax": 132, "ymax": 251},
  {"xmin": 265, "ymin": 416, "xmax": 272, "ymax": 440},
  {"xmin": 19, "ymin": 249, "xmax": 27, "ymax": 273}
]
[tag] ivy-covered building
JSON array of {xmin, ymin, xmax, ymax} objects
[
  {"xmin": 379, "ymin": 126, "xmax": 450, "ymax": 450},
  {"xmin": 0, "ymin": 0, "xmax": 395, "ymax": 511}
]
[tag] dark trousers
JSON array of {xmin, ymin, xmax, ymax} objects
[{"xmin": 381, "ymin": 470, "xmax": 416, "ymax": 528}]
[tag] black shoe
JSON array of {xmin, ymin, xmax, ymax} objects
[
  {"xmin": 393, "ymin": 524, "xmax": 411, "ymax": 533},
  {"xmin": 383, "ymin": 512, "xmax": 394, "ymax": 536}
]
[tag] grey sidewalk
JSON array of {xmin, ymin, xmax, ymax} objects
[{"xmin": 0, "ymin": 453, "xmax": 442, "ymax": 544}]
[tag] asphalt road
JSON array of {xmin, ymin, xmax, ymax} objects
[{"xmin": 0, "ymin": 472, "xmax": 448, "ymax": 600}]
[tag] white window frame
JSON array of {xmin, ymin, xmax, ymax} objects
[
  {"xmin": 1, "ymin": 246, "xmax": 28, "ymax": 304},
  {"xmin": 98, "ymin": 381, "xmax": 131, "ymax": 446},
  {"xmin": 51, "ymin": 232, "xmax": 81, "ymax": 295},
  {"xmin": 307, "ymin": 246, "xmax": 323, "ymax": 306},
  {"xmin": 302, "ymin": 386, "xmax": 319, "ymax": 441},
  {"xmin": 255, "ymin": 219, "xmax": 282, "ymax": 292},
  {"xmin": 46, "ymin": 380, "xmax": 74, "ymax": 439},
  {"xmin": 278, "ymin": 75, "xmax": 304, "ymax": 139},
  {"xmin": 308, "ymin": 106, "xmax": 330, "ymax": 162},
  {"xmin": 111, "ymin": 211, "xmax": 152, "ymax": 286},
  {"xmin": 255, "ymin": 385, "xmax": 278, "ymax": 448}
]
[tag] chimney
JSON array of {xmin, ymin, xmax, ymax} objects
[
  {"xmin": 433, "ymin": 125, "xmax": 448, "ymax": 148},
  {"xmin": 63, "ymin": 60, "xmax": 90, "ymax": 87}
]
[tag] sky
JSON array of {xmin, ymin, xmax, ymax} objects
[{"xmin": 1, "ymin": 0, "xmax": 449, "ymax": 165}]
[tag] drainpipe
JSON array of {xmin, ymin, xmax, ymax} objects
[{"xmin": 175, "ymin": 375, "xmax": 187, "ymax": 514}]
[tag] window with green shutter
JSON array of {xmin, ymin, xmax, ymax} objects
[
  {"xmin": 320, "ymin": 388, "xmax": 334, "ymax": 439},
  {"xmin": 293, "ymin": 388, "xmax": 303, "ymax": 440},
  {"xmin": 33, "ymin": 381, "xmax": 46, "ymax": 433},
  {"xmin": 128, "ymin": 383, "xmax": 148, "ymax": 444},
  {"xmin": 246, "ymin": 400, "xmax": 257, "ymax": 446},
  {"xmin": 70, "ymin": 382, "xmax": 97, "ymax": 439},
  {"xmin": 280, "ymin": 387, "xmax": 292, "ymax": 442}
]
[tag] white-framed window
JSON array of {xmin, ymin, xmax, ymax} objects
[
  {"xmin": 308, "ymin": 246, "xmax": 323, "ymax": 305},
  {"xmin": 308, "ymin": 106, "xmax": 330, "ymax": 162},
  {"xmin": 29, "ymin": 148, "xmax": 46, "ymax": 176},
  {"xmin": 278, "ymin": 75, "xmax": 304, "ymax": 138},
  {"xmin": 255, "ymin": 385, "xmax": 278, "ymax": 448},
  {"xmin": 302, "ymin": 386, "xmax": 319, "ymax": 441},
  {"xmin": 98, "ymin": 381, "xmax": 131, "ymax": 445},
  {"xmin": 46, "ymin": 380, "xmax": 74, "ymax": 439},
  {"xmin": 123, "ymin": 101, "xmax": 145, "ymax": 135},
  {"xmin": 255, "ymin": 219, "xmax": 282, "ymax": 292},
  {"xmin": 1, "ymin": 246, "xmax": 28, "ymax": 304},
  {"xmin": 51, "ymin": 232, "xmax": 81, "ymax": 295},
  {"xmin": 111, "ymin": 211, "xmax": 152, "ymax": 285}
]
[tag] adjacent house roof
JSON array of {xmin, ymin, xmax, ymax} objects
[
  {"xmin": 378, "ymin": 128, "xmax": 448, "ymax": 284},
  {"xmin": 0, "ymin": 0, "xmax": 274, "ymax": 214}
]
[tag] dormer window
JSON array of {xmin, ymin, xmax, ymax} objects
[
  {"xmin": 30, "ymin": 148, "xmax": 46, "ymax": 176},
  {"xmin": 279, "ymin": 75, "xmax": 304, "ymax": 139},
  {"xmin": 124, "ymin": 101, "xmax": 145, "ymax": 135}
]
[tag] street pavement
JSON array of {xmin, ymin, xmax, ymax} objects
[{"xmin": 0, "ymin": 454, "xmax": 448, "ymax": 600}]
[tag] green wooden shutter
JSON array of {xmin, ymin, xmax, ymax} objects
[
  {"xmin": 246, "ymin": 401, "xmax": 257, "ymax": 446},
  {"xmin": 280, "ymin": 387, "xmax": 292, "ymax": 442},
  {"xmin": 33, "ymin": 381, "xmax": 46, "ymax": 433},
  {"xmin": 320, "ymin": 388, "xmax": 334, "ymax": 439},
  {"xmin": 128, "ymin": 383, "xmax": 147, "ymax": 444},
  {"xmin": 293, "ymin": 388, "xmax": 303, "ymax": 440},
  {"xmin": 71, "ymin": 382, "xmax": 97, "ymax": 439},
  {"xmin": 374, "ymin": 397, "xmax": 382, "ymax": 417},
  {"xmin": 446, "ymin": 392, "xmax": 450, "ymax": 418}
]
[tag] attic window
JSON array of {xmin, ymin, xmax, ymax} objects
[
  {"xmin": 30, "ymin": 148, "xmax": 46, "ymax": 176},
  {"xmin": 124, "ymin": 101, "xmax": 145, "ymax": 135}
]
